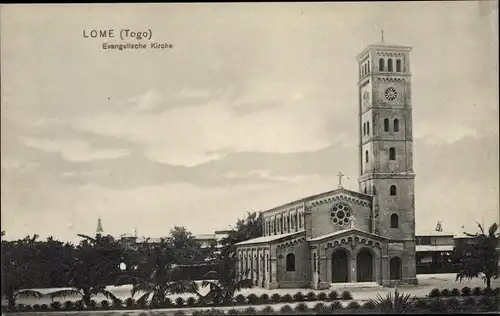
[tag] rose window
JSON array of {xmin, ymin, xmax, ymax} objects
[{"xmin": 330, "ymin": 203, "xmax": 352, "ymax": 227}]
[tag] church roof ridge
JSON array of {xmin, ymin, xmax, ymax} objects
[
  {"xmin": 308, "ymin": 228, "xmax": 390, "ymax": 242},
  {"xmin": 261, "ymin": 187, "xmax": 371, "ymax": 215}
]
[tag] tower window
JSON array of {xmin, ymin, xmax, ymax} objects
[
  {"xmin": 286, "ymin": 253, "xmax": 295, "ymax": 271},
  {"xmin": 379, "ymin": 58, "xmax": 385, "ymax": 71},
  {"xmin": 394, "ymin": 119, "xmax": 400, "ymax": 132},
  {"xmin": 389, "ymin": 147, "xmax": 396, "ymax": 160},
  {"xmin": 367, "ymin": 60, "xmax": 370, "ymax": 73},
  {"xmin": 364, "ymin": 186, "xmax": 367, "ymax": 194},
  {"xmin": 388, "ymin": 58, "xmax": 393, "ymax": 72},
  {"xmin": 363, "ymin": 122, "xmax": 366, "ymax": 135},
  {"xmin": 391, "ymin": 214, "xmax": 399, "ymax": 228},
  {"xmin": 396, "ymin": 59, "xmax": 402, "ymax": 72},
  {"xmin": 384, "ymin": 118, "xmax": 390, "ymax": 132},
  {"xmin": 367, "ymin": 122, "xmax": 370, "ymax": 135},
  {"xmin": 365, "ymin": 150, "xmax": 369, "ymax": 163},
  {"xmin": 390, "ymin": 185, "xmax": 397, "ymax": 196}
]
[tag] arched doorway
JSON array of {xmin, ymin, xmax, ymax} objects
[
  {"xmin": 356, "ymin": 248, "xmax": 374, "ymax": 282},
  {"xmin": 390, "ymin": 257, "xmax": 402, "ymax": 280},
  {"xmin": 331, "ymin": 249, "xmax": 349, "ymax": 283}
]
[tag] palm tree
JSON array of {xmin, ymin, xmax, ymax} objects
[
  {"xmin": 369, "ymin": 288, "xmax": 417, "ymax": 314},
  {"xmin": 200, "ymin": 246, "xmax": 253, "ymax": 306},
  {"xmin": 456, "ymin": 222, "xmax": 499, "ymax": 289},
  {"xmin": 49, "ymin": 234, "xmax": 121, "ymax": 306}
]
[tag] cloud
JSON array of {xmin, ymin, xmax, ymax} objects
[{"xmin": 22, "ymin": 138, "xmax": 130, "ymax": 162}]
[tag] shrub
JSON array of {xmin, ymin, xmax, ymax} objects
[
  {"xmin": 270, "ymin": 293, "xmax": 281, "ymax": 303},
  {"xmin": 341, "ymin": 290, "xmax": 353, "ymax": 300},
  {"xmin": 306, "ymin": 291, "xmax": 317, "ymax": 301},
  {"xmin": 281, "ymin": 294, "xmax": 293, "ymax": 303},
  {"xmin": 429, "ymin": 288, "xmax": 441, "ymax": 298},
  {"xmin": 175, "ymin": 297, "xmax": 185, "ymax": 307},
  {"xmin": 317, "ymin": 292, "xmax": 327, "ymax": 301},
  {"xmin": 32, "ymin": 304, "xmax": 41, "ymax": 311},
  {"xmin": 100, "ymin": 300, "xmax": 110, "ymax": 310},
  {"xmin": 87, "ymin": 300, "xmax": 97, "ymax": 310},
  {"xmin": 295, "ymin": 302, "xmax": 309, "ymax": 312},
  {"xmin": 40, "ymin": 304, "xmax": 49, "ymax": 311},
  {"xmin": 328, "ymin": 290, "xmax": 339, "ymax": 301},
  {"xmin": 173, "ymin": 311, "xmax": 186, "ymax": 316},
  {"xmin": 347, "ymin": 301, "xmax": 361, "ymax": 309},
  {"xmin": 186, "ymin": 296, "xmax": 197, "ymax": 307},
  {"xmin": 461, "ymin": 286, "xmax": 471, "ymax": 296},
  {"xmin": 313, "ymin": 302, "xmax": 328, "ymax": 313},
  {"xmin": 112, "ymin": 299, "xmax": 123, "ymax": 310},
  {"xmin": 235, "ymin": 294, "xmax": 246, "ymax": 304},
  {"xmin": 481, "ymin": 296, "xmax": 499, "ymax": 312},
  {"xmin": 15, "ymin": 304, "xmax": 25, "ymax": 312},
  {"xmin": 413, "ymin": 299, "xmax": 428, "ymax": 309},
  {"xmin": 192, "ymin": 311, "xmax": 203, "ymax": 316},
  {"xmin": 369, "ymin": 290, "xmax": 417, "ymax": 314},
  {"xmin": 210, "ymin": 309, "xmax": 225, "ymax": 316},
  {"xmin": 462, "ymin": 297, "xmax": 476, "ymax": 307},
  {"xmin": 260, "ymin": 305, "xmax": 274, "ymax": 314},
  {"xmin": 293, "ymin": 292, "xmax": 305, "ymax": 302},
  {"xmin": 483, "ymin": 287, "xmax": 494, "ymax": 296},
  {"xmin": 125, "ymin": 298, "xmax": 136, "ymax": 309},
  {"xmin": 50, "ymin": 301, "xmax": 62, "ymax": 311},
  {"xmin": 451, "ymin": 288, "xmax": 461, "ymax": 297},
  {"xmin": 472, "ymin": 287, "xmax": 482, "ymax": 296},
  {"xmin": 63, "ymin": 301, "xmax": 75, "ymax": 311},
  {"xmin": 74, "ymin": 300, "xmax": 84, "ymax": 310},
  {"xmin": 243, "ymin": 306, "xmax": 257, "ymax": 314},
  {"xmin": 428, "ymin": 298, "xmax": 447, "ymax": 313},
  {"xmin": 440, "ymin": 289, "xmax": 451, "ymax": 297},
  {"xmin": 362, "ymin": 301, "xmax": 375, "ymax": 309},
  {"xmin": 330, "ymin": 301, "xmax": 343, "ymax": 309},
  {"xmin": 280, "ymin": 305, "xmax": 293, "ymax": 314},
  {"xmin": 247, "ymin": 293, "xmax": 259, "ymax": 304},
  {"xmin": 136, "ymin": 299, "xmax": 148, "ymax": 309},
  {"xmin": 227, "ymin": 308, "xmax": 239, "ymax": 315},
  {"xmin": 258, "ymin": 294, "xmax": 269, "ymax": 304},
  {"xmin": 23, "ymin": 305, "xmax": 33, "ymax": 312},
  {"xmin": 447, "ymin": 297, "xmax": 461, "ymax": 310},
  {"xmin": 494, "ymin": 288, "xmax": 500, "ymax": 296}
]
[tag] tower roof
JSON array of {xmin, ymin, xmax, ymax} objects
[{"xmin": 96, "ymin": 217, "xmax": 104, "ymax": 234}]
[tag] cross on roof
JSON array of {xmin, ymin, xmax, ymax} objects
[{"xmin": 337, "ymin": 171, "xmax": 348, "ymax": 189}]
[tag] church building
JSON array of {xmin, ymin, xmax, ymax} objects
[{"xmin": 235, "ymin": 39, "xmax": 418, "ymax": 289}]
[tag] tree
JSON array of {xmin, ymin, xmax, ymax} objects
[
  {"xmin": 167, "ymin": 226, "xmax": 202, "ymax": 264},
  {"xmin": 456, "ymin": 222, "xmax": 500, "ymax": 289},
  {"xmin": 49, "ymin": 234, "xmax": 122, "ymax": 306},
  {"xmin": 124, "ymin": 240, "xmax": 200, "ymax": 307},
  {"xmin": 221, "ymin": 212, "xmax": 262, "ymax": 250}
]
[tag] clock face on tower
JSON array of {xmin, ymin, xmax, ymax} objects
[{"xmin": 384, "ymin": 87, "xmax": 398, "ymax": 101}]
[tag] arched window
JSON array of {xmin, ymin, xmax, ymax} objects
[
  {"xmin": 390, "ymin": 185, "xmax": 397, "ymax": 196},
  {"xmin": 396, "ymin": 59, "xmax": 402, "ymax": 72},
  {"xmin": 394, "ymin": 119, "xmax": 400, "ymax": 132},
  {"xmin": 286, "ymin": 253, "xmax": 295, "ymax": 271},
  {"xmin": 365, "ymin": 150, "xmax": 369, "ymax": 163},
  {"xmin": 367, "ymin": 122, "xmax": 370, "ymax": 135},
  {"xmin": 298, "ymin": 213, "xmax": 302, "ymax": 228},
  {"xmin": 288, "ymin": 216, "xmax": 291, "ymax": 231},
  {"xmin": 388, "ymin": 58, "xmax": 393, "ymax": 72},
  {"xmin": 390, "ymin": 257, "xmax": 402, "ymax": 280},
  {"xmin": 295, "ymin": 212, "xmax": 299, "ymax": 229},
  {"xmin": 281, "ymin": 216, "xmax": 284, "ymax": 233},
  {"xmin": 273, "ymin": 219, "xmax": 277, "ymax": 234},
  {"xmin": 391, "ymin": 214, "xmax": 399, "ymax": 228},
  {"xmin": 364, "ymin": 186, "xmax": 367, "ymax": 194},
  {"xmin": 384, "ymin": 118, "xmax": 389, "ymax": 132},
  {"xmin": 389, "ymin": 147, "xmax": 396, "ymax": 160},
  {"xmin": 363, "ymin": 122, "xmax": 366, "ymax": 135},
  {"xmin": 367, "ymin": 60, "xmax": 370, "ymax": 73},
  {"xmin": 313, "ymin": 253, "xmax": 317, "ymax": 272},
  {"xmin": 379, "ymin": 58, "xmax": 385, "ymax": 71}
]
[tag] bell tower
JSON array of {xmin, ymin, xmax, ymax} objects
[{"xmin": 356, "ymin": 36, "xmax": 417, "ymax": 284}]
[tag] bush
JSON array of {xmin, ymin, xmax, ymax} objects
[
  {"xmin": 175, "ymin": 297, "xmax": 185, "ymax": 307},
  {"xmin": 112, "ymin": 299, "xmax": 123, "ymax": 309},
  {"xmin": 341, "ymin": 290, "xmax": 353, "ymax": 300},
  {"xmin": 362, "ymin": 301, "xmax": 375, "ymax": 309},
  {"xmin": 480, "ymin": 296, "xmax": 499, "ymax": 312},
  {"xmin": 87, "ymin": 300, "xmax": 97, "ymax": 310},
  {"xmin": 293, "ymin": 292, "xmax": 305, "ymax": 302},
  {"xmin": 447, "ymin": 297, "xmax": 461, "ymax": 310},
  {"xmin": 40, "ymin": 304, "xmax": 50, "ymax": 311},
  {"xmin": 317, "ymin": 292, "xmax": 327, "ymax": 301},
  {"xmin": 328, "ymin": 290, "xmax": 339, "ymax": 301},
  {"xmin": 280, "ymin": 305, "xmax": 293, "ymax": 314},
  {"xmin": 295, "ymin": 302, "xmax": 308, "ymax": 312},
  {"xmin": 413, "ymin": 299, "xmax": 428, "ymax": 309},
  {"xmin": 136, "ymin": 299, "xmax": 148, "ymax": 309},
  {"xmin": 461, "ymin": 286, "xmax": 471, "ymax": 296},
  {"xmin": 74, "ymin": 300, "xmax": 84, "ymax": 310},
  {"xmin": 227, "ymin": 308, "xmax": 239, "ymax": 315},
  {"xmin": 173, "ymin": 311, "xmax": 186, "ymax": 316},
  {"xmin": 313, "ymin": 302, "xmax": 328, "ymax": 313},
  {"xmin": 472, "ymin": 287, "xmax": 482, "ymax": 296},
  {"xmin": 186, "ymin": 296, "xmax": 197, "ymax": 307},
  {"xmin": 235, "ymin": 294, "xmax": 246, "ymax": 304},
  {"xmin": 50, "ymin": 301, "xmax": 62, "ymax": 311},
  {"xmin": 483, "ymin": 287, "xmax": 494, "ymax": 296},
  {"xmin": 429, "ymin": 288, "xmax": 441, "ymax": 298},
  {"xmin": 100, "ymin": 300, "xmax": 110, "ymax": 310},
  {"xmin": 260, "ymin": 305, "xmax": 274, "ymax": 314},
  {"xmin": 259, "ymin": 294, "xmax": 270, "ymax": 304},
  {"xmin": 125, "ymin": 298, "xmax": 136, "ymax": 309},
  {"xmin": 63, "ymin": 301, "xmax": 75, "ymax": 311},
  {"xmin": 247, "ymin": 293, "xmax": 259, "ymax": 304},
  {"xmin": 23, "ymin": 305, "xmax": 33, "ymax": 312},
  {"xmin": 494, "ymin": 288, "xmax": 500, "ymax": 296},
  {"xmin": 243, "ymin": 306, "xmax": 257, "ymax": 314},
  {"xmin": 347, "ymin": 301, "xmax": 361, "ymax": 309},
  {"xmin": 440, "ymin": 289, "xmax": 451, "ymax": 297},
  {"xmin": 281, "ymin": 294, "xmax": 293, "ymax": 303},
  {"xmin": 306, "ymin": 291, "xmax": 317, "ymax": 301},
  {"xmin": 270, "ymin": 293, "xmax": 281, "ymax": 303},
  {"xmin": 192, "ymin": 311, "xmax": 203, "ymax": 316},
  {"xmin": 32, "ymin": 304, "xmax": 41, "ymax": 311},
  {"xmin": 428, "ymin": 298, "xmax": 447, "ymax": 313},
  {"xmin": 451, "ymin": 288, "xmax": 461, "ymax": 297},
  {"xmin": 462, "ymin": 297, "xmax": 476, "ymax": 307},
  {"xmin": 330, "ymin": 301, "xmax": 343, "ymax": 309}
]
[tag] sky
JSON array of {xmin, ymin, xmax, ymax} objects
[{"xmin": 1, "ymin": 2, "xmax": 499, "ymax": 243}]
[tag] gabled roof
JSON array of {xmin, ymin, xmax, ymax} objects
[
  {"xmin": 308, "ymin": 228, "xmax": 389, "ymax": 243},
  {"xmin": 235, "ymin": 231, "xmax": 304, "ymax": 246}
]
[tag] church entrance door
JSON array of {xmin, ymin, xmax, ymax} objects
[
  {"xmin": 331, "ymin": 249, "xmax": 349, "ymax": 283},
  {"xmin": 356, "ymin": 248, "xmax": 374, "ymax": 282}
]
